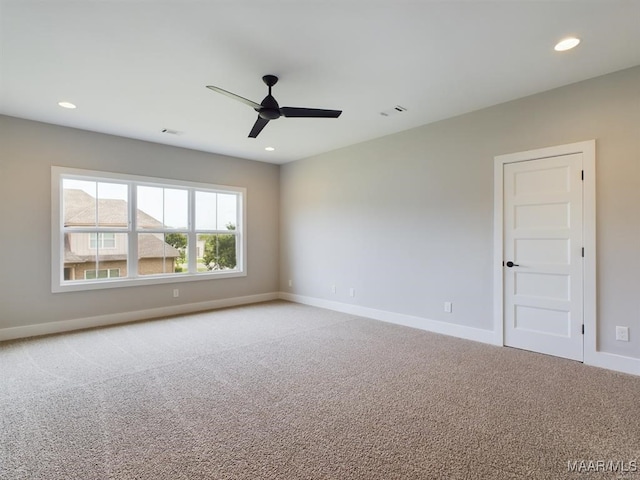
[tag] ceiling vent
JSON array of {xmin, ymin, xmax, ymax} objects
[
  {"xmin": 380, "ymin": 105, "xmax": 407, "ymax": 117},
  {"xmin": 161, "ymin": 128, "xmax": 183, "ymax": 135}
]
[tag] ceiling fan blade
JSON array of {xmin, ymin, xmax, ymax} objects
[
  {"xmin": 248, "ymin": 116, "xmax": 270, "ymax": 138},
  {"xmin": 280, "ymin": 107, "xmax": 342, "ymax": 118},
  {"xmin": 206, "ymin": 85, "xmax": 261, "ymax": 110}
]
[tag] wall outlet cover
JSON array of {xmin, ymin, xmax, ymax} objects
[{"xmin": 615, "ymin": 326, "xmax": 629, "ymax": 342}]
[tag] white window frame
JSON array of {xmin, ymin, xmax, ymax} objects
[{"xmin": 52, "ymin": 166, "xmax": 246, "ymax": 293}]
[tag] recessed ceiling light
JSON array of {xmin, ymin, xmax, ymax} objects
[
  {"xmin": 58, "ymin": 101, "xmax": 77, "ymax": 109},
  {"xmin": 554, "ymin": 37, "xmax": 580, "ymax": 52},
  {"xmin": 265, "ymin": 147, "xmax": 275, "ymax": 152}
]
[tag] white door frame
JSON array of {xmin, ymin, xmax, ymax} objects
[{"xmin": 493, "ymin": 140, "xmax": 596, "ymax": 362}]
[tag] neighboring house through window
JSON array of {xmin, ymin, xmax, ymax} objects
[
  {"xmin": 52, "ymin": 167, "xmax": 246, "ymax": 292},
  {"xmin": 85, "ymin": 268, "xmax": 120, "ymax": 280}
]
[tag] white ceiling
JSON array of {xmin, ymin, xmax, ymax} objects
[{"xmin": 1, "ymin": 1, "xmax": 639, "ymax": 164}]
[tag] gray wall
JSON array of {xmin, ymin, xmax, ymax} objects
[
  {"xmin": 1, "ymin": 66, "xmax": 638, "ymax": 360},
  {"xmin": 0, "ymin": 116, "xmax": 280, "ymax": 328},
  {"xmin": 280, "ymin": 66, "xmax": 640, "ymax": 358}
]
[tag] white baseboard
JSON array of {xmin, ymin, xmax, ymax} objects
[
  {"xmin": 4, "ymin": 291, "xmax": 638, "ymax": 377},
  {"xmin": 0, "ymin": 292, "xmax": 280, "ymax": 342},
  {"xmin": 279, "ymin": 292, "xmax": 498, "ymax": 345},
  {"xmin": 586, "ymin": 351, "xmax": 640, "ymax": 377},
  {"xmin": 280, "ymin": 293, "xmax": 640, "ymax": 377}
]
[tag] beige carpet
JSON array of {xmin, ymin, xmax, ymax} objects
[{"xmin": 1, "ymin": 300, "xmax": 639, "ymax": 479}]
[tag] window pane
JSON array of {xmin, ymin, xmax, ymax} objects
[
  {"xmin": 164, "ymin": 188, "xmax": 188, "ymax": 229},
  {"xmin": 137, "ymin": 186, "xmax": 164, "ymax": 229},
  {"xmin": 85, "ymin": 269, "xmax": 120, "ymax": 279},
  {"xmin": 195, "ymin": 191, "xmax": 217, "ymax": 230},
  {"xmin": 64, "ymin": 233, "xmax": 128, "ymax": 282},
  {"xmin": 137, "ymin": 186, "xmax": 188, "ymax": 229},
  {"xmin": 165, "ymin": 233, "xmax": 188, "ymax": 273},
  {"xmin": 63, "ymin": 180, "xmax": 129, "ymax": 228},
  {"xmin": 64, "ymin": 232, "xmax": 98, "ymax": 277},
  {"xmin": 89, "ymin": 233, "xmax": 117, "ymax": 249},
  {"xmin": 97, "ymin": 182, "xmax": 128, "ymax": 227},
  {"xmin": 217, "ymin": 193, "xmax": 237, "ymax": 230},
  {"xmin": 96, "ymin": 233, "xmax": 127, "ymax": 262},
  {"xmin": 198, "ymin": 233, "xmax": 237, "ymax": 271},
  {"xmin": 63, "ymin": 179, "xmax": 96, "ymax": 226},
  {"xmin": 102, "ymin": 233, "xmax": 116, "ymax": 248},
  {"xmin": 138, "ymin": 233, "xmax": 187, "ymax": 275}
]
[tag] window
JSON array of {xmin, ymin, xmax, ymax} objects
[
  {"xmin": 52, "ymin": 167, "xmax": 245, "ymax": 292},
  {"xmin": 89, "ymin": 233, "xmax": 116, "ymax": 249},
  {"xmin": 85, "ymin": 268, "xmax": 120, "ymax": 279}
]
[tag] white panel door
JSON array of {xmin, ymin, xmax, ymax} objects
[{"xmin": 503, "ymin": 154, "xmax": 584, "ymax": 361}]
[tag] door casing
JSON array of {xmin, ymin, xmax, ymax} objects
[{"xmin": 493, "ymin": 140, "xmax": 596, "ymax": 361}]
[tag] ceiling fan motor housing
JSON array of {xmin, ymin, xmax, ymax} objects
[{"xmin": 258, "ymin": 95, "xmax": 281, "ymax": 119}]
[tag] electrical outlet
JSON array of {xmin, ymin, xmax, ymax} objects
[
  {"xmin": 349, "ymin": 288, "xmax": 355, "ymax": 297},
  {"xmin": 173, "ymin": 289, "xmax": 179, "ymax": 298},
  {"xmin": 444, "ymin": 302, "xmax": 452, "ymax": 313},
  {"xmin": 331, "ymin": 285, "xmax": 336, "ymax": 294},
  {"xmin": 615, "ymin": 326, "xmax": 629, "ymax": 342},
  {"xmin": 288, "ymin": 279, "xmax": 292, "ymax": 287}
]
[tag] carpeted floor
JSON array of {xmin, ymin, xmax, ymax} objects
[{"xmin": 1, "ymin": 300, "xmax": 639, "ymax": 479}]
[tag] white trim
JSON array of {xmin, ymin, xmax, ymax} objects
[
  {"xmin": 279, "ymin": 293, "xmax": 498, "ymax": 345},
  {"xmin": 492, "ymin": 158, "xmax": 505, "ymax": 346},
  {"xmin": 0, "ymin": 292, "xmax": 279, "ymax": 342},
  {"xmin": 281, "ymin": 293, "xmax": 639, "ymax": 376},
  {"xmin": 3, "ymin": 291, "xmax": 636, "ymax": 376},
  {"xmin": 494, "ymin": 141, "xmax": 598, "ymax": 360},
  {"xmin": 580, "ymin": 141, "xmax": 598, "ymax": 367},
  {"xmin": 587, "ymin": 351, "xmax": 640, "ymax": 377}
]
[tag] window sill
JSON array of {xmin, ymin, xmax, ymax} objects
[{"xmin": 52, "ymin": 270, "xmax": 246, "ymax": 293}]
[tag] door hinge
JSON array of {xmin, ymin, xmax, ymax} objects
[
  {"xmin": 582, "ymin": 324, "xmax": 584, "ymax": 335},
  {"xmin": 582, "ymin": 247, "xmax": 584, "ymax": 257},
  {"xmin": 581, "ymin": 170, "xmax": 584, "ymax": 180}
]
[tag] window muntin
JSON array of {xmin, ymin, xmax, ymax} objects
[{"xmin": 53, "ymin": 167, "xmax": 245, "ymax": 292}]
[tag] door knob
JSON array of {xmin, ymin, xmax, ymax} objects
[{"xmin": 505, "ymin": 261, "xmax": 519, "ymax": 268}]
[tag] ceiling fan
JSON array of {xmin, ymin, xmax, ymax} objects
[{"xmin": 206, "ymin": 75, "xmax": 342, "ymax": 138}]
